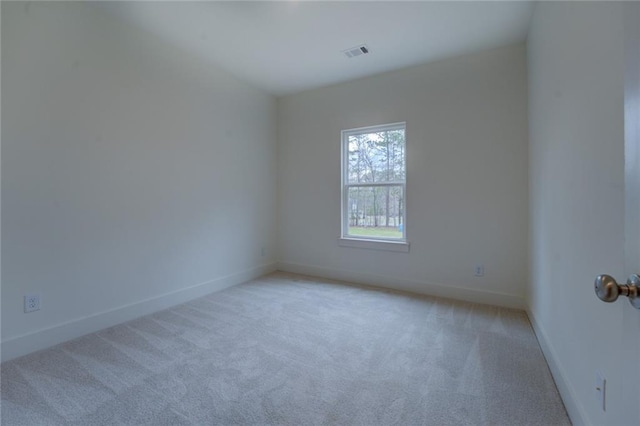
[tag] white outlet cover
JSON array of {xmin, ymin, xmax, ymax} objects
[{"xmin": 24, "ymin": 294, "xmax": 41, "ymax": 313}]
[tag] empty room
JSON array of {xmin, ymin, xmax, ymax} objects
[{"xmin": 2, "ymin": 1, "xmax": 639, "ymax": 425}]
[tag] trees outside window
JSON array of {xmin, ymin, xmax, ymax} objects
[{"xmin": 341, "ymin": 123, "xmax": 406, "ymax": 241}]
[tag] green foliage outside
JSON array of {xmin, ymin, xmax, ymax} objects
[
  {"xmin": 348, "ymin": 226, "xmax": 402, "ymax": 239},
  {"xmin": 347, "ymin": 128, "xmax": 405, "ymax": 230}
]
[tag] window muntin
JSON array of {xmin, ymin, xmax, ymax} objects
[{"xmin": 341, "ymin": 122, "xmax": 406, "ymax": 242}]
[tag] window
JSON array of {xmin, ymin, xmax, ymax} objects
[{"xmin": 340, "ymin": 122, "xmax": 408, "ymax": 251}]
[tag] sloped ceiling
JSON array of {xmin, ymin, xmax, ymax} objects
[{"xmin": 101, "ymin": 1, "xmax": 534, "ymax": 96}]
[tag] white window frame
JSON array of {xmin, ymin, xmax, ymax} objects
[{"xmin": 339, "ymin": 122, "xmax": 409, "ymax": 252}]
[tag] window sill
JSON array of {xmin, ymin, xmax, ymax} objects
[{"xmin": 337, "ymin": 237, "xmax": 410, "ymax": 253}]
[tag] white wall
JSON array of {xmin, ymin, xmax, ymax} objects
[
  {"xmin": 1, "ymin": 2, "xmax": 277, "ymax": 360},
  {"xmin": 278, "ymin": 45, "xmax": 529, "ymax": 308},
  {"xmin": 527, "ymin": 2, "xmax": 627, "ymax": 425}
]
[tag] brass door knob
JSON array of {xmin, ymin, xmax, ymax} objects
[{"xmin": 594, "ymin": 274, "xmax": 640, "ymax": 309}]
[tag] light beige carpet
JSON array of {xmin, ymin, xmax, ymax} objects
[{"xmin": 1, "ymin": 272, "xmax": 570, "ymax": 425}]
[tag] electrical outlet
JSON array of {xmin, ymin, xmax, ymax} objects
[
  {"xmin": 474, "ymin": 265, "xmax": 485, "ymax": 277},
  {"xmin": 261, "ymin": 247, "xmax": 266, "ymax": 257},
  {"xmin": 595, "ymin": 371, "xmax": 606, "ymax": 411},
  {"xmin": 24, "ymin": 294, "xmax": 41, "ymax": 313}
]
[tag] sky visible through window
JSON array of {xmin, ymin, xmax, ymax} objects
[{"xmin": 345, "ymin": 127, "xmax": 405, "ymax": 240}]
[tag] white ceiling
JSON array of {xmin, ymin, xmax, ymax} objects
[{"xmin": 101, "ymin": 1, "xmax": 535, "ymax": 96}]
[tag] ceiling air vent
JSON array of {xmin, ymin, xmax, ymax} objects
[{"xmin": 342, "ymin": 45, "xmax": 369, "ymax": 58}]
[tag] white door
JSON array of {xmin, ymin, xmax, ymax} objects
[{"xmin": 623, "ymin": 3, "xmax": 640, "ymax": 425}]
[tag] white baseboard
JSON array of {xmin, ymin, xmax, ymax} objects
[
  {"xmin": 1, "ymin": 263, "xmax": 277, "ymax": 362},
  {"xmin": 527, "ymin": 309, "xmax": 589, "ymax": 426},
  {"xmin": 276, "ymin": 261, "xmax": 525, "ymax": 309}
]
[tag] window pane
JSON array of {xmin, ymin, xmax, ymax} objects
[
  {"xmin": 347, "ymin": 128, "xmax": 405, "ymax": 184},
  {"xmin": 346, "ymin": 186, "xmax": 404, "ymax": 239}
]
